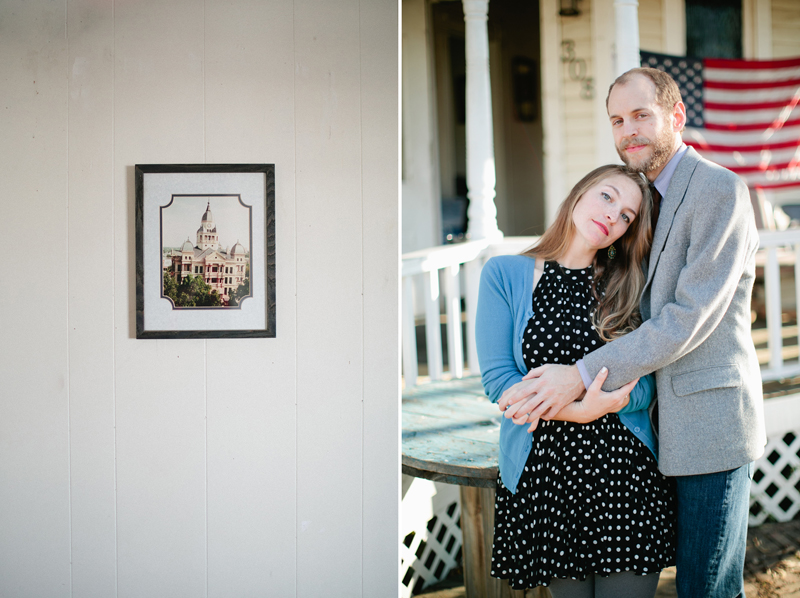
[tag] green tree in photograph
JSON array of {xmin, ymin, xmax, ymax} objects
[
  {"xmin": 163, "ymin": 273, "xmax": 223, "ymax": 308},
  {"xmin": 187, "ymin": 275, "xmax": 223, "ymax": 307},
  {"xmin": 163, "ymin": 271, "xmax": 178, "ymax": 301},
  {"xmin": 229, "ymin": 262, "xmax": 251, "ymax": 307}
]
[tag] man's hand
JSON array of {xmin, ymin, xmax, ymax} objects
[
  {"xmin": 536, "ymin": 368, "xmax": 637, "ymax": 430},
  {"xmin": 498, "ymin": 363, "xmax": 586, "ymax": 430}
]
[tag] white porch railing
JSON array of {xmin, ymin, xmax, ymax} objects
[
  {"xmin": 401, "ymin": 237, "xmax": 537, "ymax": 390},
  {"xmin": 402, "ymin": 230, "xmax": 800, "ymax": 387},
  {"xmin": 755, "ymin": 228, "xmax": 800, "ymax": 382}
]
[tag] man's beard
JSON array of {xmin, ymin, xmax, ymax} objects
[{"xmin": 616, "ymin": 127, "xmax": 673, "ymax": 174}]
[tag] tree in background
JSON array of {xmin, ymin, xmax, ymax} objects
[
  {"xmin": 163, "ymin": 272, "xmax": 223, "ymax": 307},
  {"xmin": 230, "ymin": 263, "xmax": 251, "ymax": 307},
  {"xmin": 163, "ymin": 271, "xmax": 178, "ymax": 300}
]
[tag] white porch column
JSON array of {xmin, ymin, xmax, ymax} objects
[
  {"xmin": 614, "ymin": 0, "xmax": 641, "ymax": 76},
  {"xmin": 463, "ymin": 0, "xmax": 502, "ymax": 241}
]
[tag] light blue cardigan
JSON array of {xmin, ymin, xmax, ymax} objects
[{"xmin": 475, "ymin": 255, "xmax": 657, "ymax": 494}]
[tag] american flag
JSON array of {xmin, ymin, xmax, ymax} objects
[{"xmin": 641, "ymin": 51, "xmax": 800, "ymax": 191}]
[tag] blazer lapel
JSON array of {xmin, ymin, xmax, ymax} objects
[{"xmin": 644, "ymin": 147, "xmax": 701, "ymax": 290}]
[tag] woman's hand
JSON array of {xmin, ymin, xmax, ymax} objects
[
  {"xmin": 497, "ymin": 378, "xmax": 539, "ymax": 412},
  {"xmin": 498, "ymin": 364, "xmax": 585, "ymax": 428}
]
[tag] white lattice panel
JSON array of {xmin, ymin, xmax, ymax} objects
[
  {"xmin": 401, "ymin": 479, "xmax": 463, "ymax": 597},
  {"xmin": 750, "ymin": 431, "xmax": 800, "ymax": 525}
]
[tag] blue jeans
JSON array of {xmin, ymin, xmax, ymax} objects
[{"xmin": 675, "ymin": 463, "xmax": 753, "ymax": 598}]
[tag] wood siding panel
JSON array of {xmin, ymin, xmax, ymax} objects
[
  {"xmin": 639, "ymin": 0, "xmax": 664, "ymax": 52},
  {"xmin": 67, "ymin": 1, "xmax": 118, "ymax": 596},
  {"xmin": 294, "ymin": 0, "xmax": 365, "ymax": 595},
  {"xmin": 203, "ymin": 1, "xmax": 298, "ymax": 596},
  {"xmin": 113, "ymin": 1, "xmax": 209, "ymax": 595},
  {"xmin": 773, "ymin": 0, "xmax": 800, "ymax": 58},
  {"xmin": 360, "ymin": 0, "xmax": 400, "ymax": 593},
  {"xmin": 0, "ymin": 2, "xmax": 398, "ymax": 596},
  {"xmin": 0, "ymin": 3, "xmax": 71, "ymax": 595},
  {"xmin": 560, "ymin": 4, "xmax": 596, "ymax": 191}
]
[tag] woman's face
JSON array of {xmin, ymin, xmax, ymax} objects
[{"xmin": 570, "ymin": 174, "xmax": 643, "ymax": 253}]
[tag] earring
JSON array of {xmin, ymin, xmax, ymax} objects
[{"xmin": 608, "ymin": 244, "xmax": 617, "ymax": 260}]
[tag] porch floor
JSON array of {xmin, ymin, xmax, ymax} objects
[{"xmin": 417, "ymin": 520, "xmax": 800, "ymax": 597}]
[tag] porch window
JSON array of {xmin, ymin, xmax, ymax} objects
[{"xmin": 686, "ymin": 0, "xmax": 742, "ymax": 59}]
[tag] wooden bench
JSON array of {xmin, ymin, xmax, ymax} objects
[{"xmin": 403, "ymin": 376, "xmax": 551, "ymax": 598}]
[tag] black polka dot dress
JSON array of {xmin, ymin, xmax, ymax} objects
[{"xmin": 490, "ymin": 262, "xmax": 676, "ymax": 589}]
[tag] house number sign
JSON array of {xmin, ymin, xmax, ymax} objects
[{"xmin": 561, "ymin": 40, "xmax": 595, "ymax": 100}]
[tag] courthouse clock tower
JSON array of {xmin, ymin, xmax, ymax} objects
[{"xmin": 196, "ymin": 201, "xmax": 220, "ymax": 251}]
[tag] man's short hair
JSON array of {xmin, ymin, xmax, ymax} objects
[{"xmin": 606, "ymin": 67, "xmax": 683, "ymax": 115}]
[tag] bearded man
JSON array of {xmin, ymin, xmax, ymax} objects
[{"xmin": 500, "ymin": 67, "xmax": 766, "ymax": 597}]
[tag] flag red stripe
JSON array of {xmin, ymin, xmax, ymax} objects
[
  {"xmin": 643, "ymin": 51, "xmax": 800, "ymax": 190},
  {"xmin": 705, "ymin": 78, "xmax": 800, "ymax": 90},
  {"xmin": 705, "ymin": 57, "xmax": 800, "ymax": 70},
  {"xmin": 704, "ymin": 118, "xmax": 800, "ymax": 131},
  {"xmin": 686, "ymin": 138, "xmax": 800, "ymax": 152},
  {"xmin": 752, "ymin": 181, "xmax": 800, "ymax": 190},
  {"xmin": 705, "ymin": 100, "xmax": 798, "ymax": 111},
  {"xmin": 728, "ymin": 161, "xmax": 800, "ymax": 174}
]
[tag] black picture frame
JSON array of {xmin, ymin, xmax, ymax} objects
[{"xmin": 135, "ymin": 163, "xmax": 275, "ymax": 339}]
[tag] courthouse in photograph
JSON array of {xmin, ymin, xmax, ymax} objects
[{"xmin": 165, "ymin": 201, "xmax": 250, "ymax": 304}]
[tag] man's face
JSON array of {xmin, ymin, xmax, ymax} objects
[{"xmin": 607, "ymin": 75, "xmax": 682, "ymax": 179}]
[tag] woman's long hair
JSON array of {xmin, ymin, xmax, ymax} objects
[{"xmin": 521, "ymin": 164, "xmax": 653, "ymax": 341}]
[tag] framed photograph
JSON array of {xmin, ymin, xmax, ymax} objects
[{"xmin": 135, "ymin": 164, "xmax": 275, "ymax": 339}]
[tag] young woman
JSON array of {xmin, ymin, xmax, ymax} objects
[{"xmin": 476, "ymin": 164, "xmax": 676, "ymax": 598}]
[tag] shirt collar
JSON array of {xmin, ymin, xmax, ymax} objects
[{"xmin": 653, "ymin": 143, "xmax": 688, "ymax": 197}]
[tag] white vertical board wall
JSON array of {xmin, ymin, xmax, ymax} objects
[
  {"xmin": 114, "ymin": 4, "xmax": 208, "ymax": 596},
  {"xmin": 68, "ymin": 2, "xmax": 117, "ymax": 596},
  {"xmin": 359, "ymin": 1, "xmax": 401, "ymax": 593},
  {"xmin": 0, "ymin": 0, "xmax": 399, "ymax": 596},
  {"xmin": 203, "ymin": 1, "xmax": 298, "ymax": 596},
  {"xmin": 294, "ymin": 0, "xmax": 367, "ymax": 594},
  {"xmin": 0, "ymin": 3, "xmax": 71, "ymax": 597}
]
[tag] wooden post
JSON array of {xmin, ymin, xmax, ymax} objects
[
  {"xmin": 444, "ymin": 264, "xmax": 464, "ymax": 379},
  {"xmin": 766, "ymin": 246, "xmax": 782, "ymax": 372},
  {"xmin": 613, "ymin": 0, "xmax": 641, "ymax": 76},
  {"xmin": 464, "ymin": 259, "xmax": 481, "ymax": 375},
  {"xmin": 402, "ymin": 275, "xmax": 419, "ymax": 389},
  {"xmin": 424, "ymin": 269, "xmax": 444, "ymax": 380},
  {"xmin": 459, "ymin": 486, "xmax": 552, "ymax": 598},
  {"xmin": 460, "ymin": 485, "xmax": 496, "ymax": 597}
]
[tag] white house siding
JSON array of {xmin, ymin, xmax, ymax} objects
[
  {"xmin": 561, "ymin": 4, "xmax": 598, "ymax": 192},
  {"xmin": 556, "ymin": 0, "xmax": 674, "ymax": 197},
  {"xmin": 772, "ymin": 0, "xmax": 800, "ymax": 58},
  {"xmin": 0, "ymin": 1, "xmax": 398, "ymax": 597},
  {"xmin": 639, "ymin": 0, "xmax": 665, "ymax": 52}
]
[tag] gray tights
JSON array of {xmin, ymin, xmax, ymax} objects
[{"xmin": 548, "ymin": 571, "xmax": 661, "ymax": 598}]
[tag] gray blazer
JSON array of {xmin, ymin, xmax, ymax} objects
[{"xmin": 583, "ymin": 147, "xmax": 766, "ymax": 476}]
